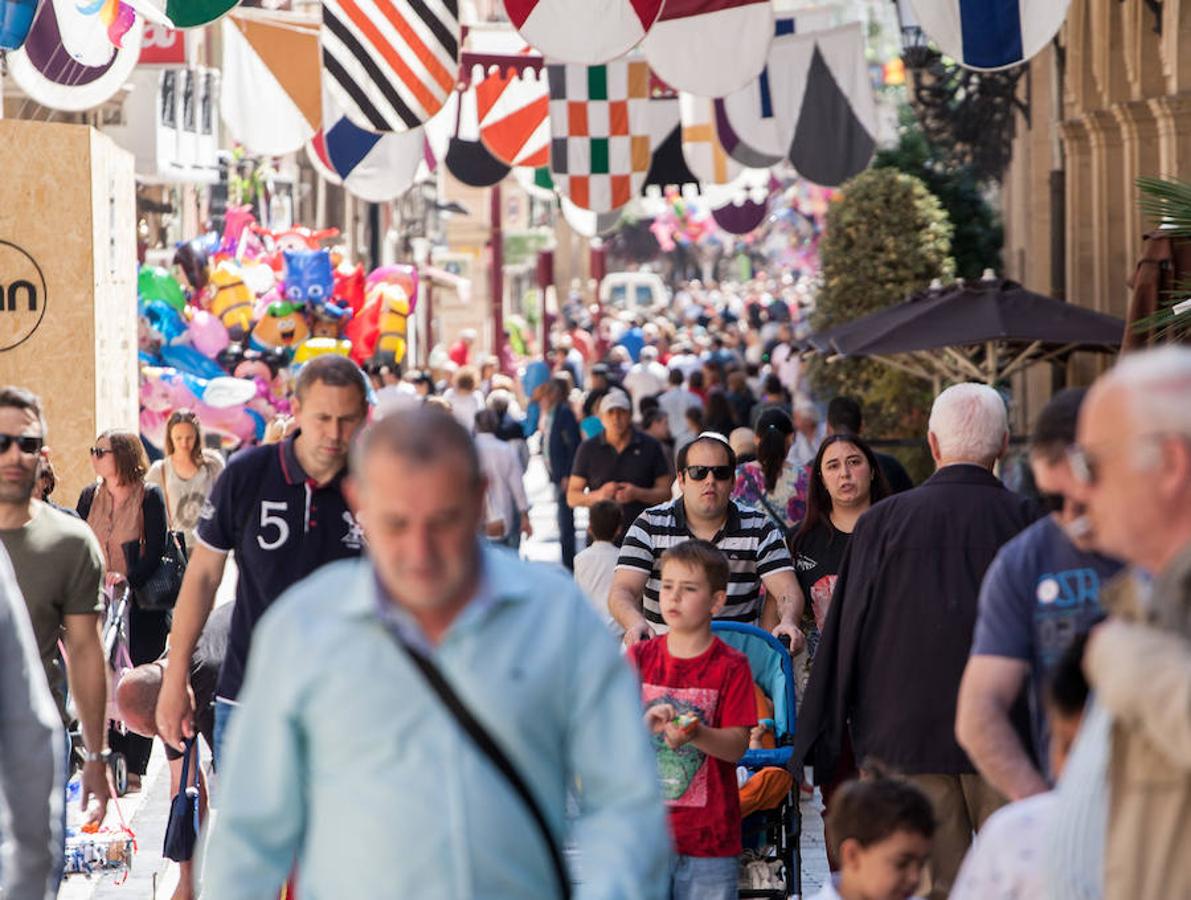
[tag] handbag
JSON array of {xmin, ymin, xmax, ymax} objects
[
  {"xmin": 381, "ymin": 622, "xmax": 573, "ymax": 900},
  {"xmin": 125, "ymin": 482, "xmax": 189, "ymax": 611},
  {"xmin": 162, "ymin": 737, "xmax": 200, "ymax": 862}
]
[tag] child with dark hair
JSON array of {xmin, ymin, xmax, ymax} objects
[
  {"xmin": 628, "ymin": 539, "xmax": 756, "ymax": 900},
  {"xmin": 574, "ymin": 500, "xmax": 624, "ymax": 634},
  {"xmin": 815, "ymin": 766, "xmax": 935, "ymax": 900},
  {"xmin": 950, "ymin": 632, "xmax": 1092, "ymax": 899}
]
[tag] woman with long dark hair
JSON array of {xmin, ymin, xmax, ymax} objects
[
  {"xmin": 78, "ymin": 429, "xmax": 169, "ymax": 789},
  {"xmin": 792, "ymin": 433, "xmax": 891, "ymax": 670},
  {"xmin": 731, "ymin": 408, "xmax": 810, "ymax": 530},
  {"xmin": 792, "ymin": 432, "xmax": 890, "ymax": 870},
  {"xmin": 702, "ymin": 389, "xmax": 737, "ymax": 437}
]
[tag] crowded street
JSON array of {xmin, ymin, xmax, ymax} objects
[{"xmin": 2, "ymin": 1, "xmax": 1191, "ymax": 899}]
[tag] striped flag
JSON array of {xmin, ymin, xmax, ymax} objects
[
  {"xmin": 321, "ymin": 0, "xmax": 459, "ymax": 133},
  {"xmin": 908, "ymin": 0, "xmax": 1069, "ymax": 71},
  {"xmin": 476, "ymin": 63, "xmax": 550, "ymax": 168}
]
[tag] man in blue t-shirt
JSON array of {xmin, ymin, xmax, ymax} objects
[
  {"xmin": 155, "ymin": 356, "xmax": 370, "ymax": 764},
  {"xmin": 956, "ymin": 389, "xmax": 1123, "ymax": 801}
]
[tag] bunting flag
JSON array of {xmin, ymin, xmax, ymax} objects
[
  {"xmin": 908, "ymin": 0, "xmax": 1070, "ymax": 71},
  {"xmin": 679, "ymin": 93, "xmax": 741, "ymax": 187},
  {"xmin": 475, "ymin": 63, "xmax": 550, "ymax": 168},
  {"xmin": 560, "ymin": 195, "xmax": 625, "ymax": 238},
  {"xmin": 641, "ymin": 97, "xmax": 699, "ymax": 195},
  {"xmin": 9, "ymin": 0, "xmax": 143, "ymax": 111},
  {"xmin": 504, "ymin": 0, "xmax": 663, "ymax": 65},
  {"xmin": 221, "ymin": 15, "xmax": 321, "ymax": 156},
  {"xmin": 641, "ymin": 0, "xmax": 773, "ymax": 97},
  {"xmin": 308, "ymin": 95, "xmax": 425, "ymax": 201},
  {"xmin": 166, "ymin": 0, "xmax": 236, "ymax": 28},
  {"xmin": 721, "ymin": 22, "xmax": 876, "ymax": 187},
  {"xmin": 445, "ymin": 86, "xmax": 513, "ymax": 187},
  {"xmin": 547, "ymin": 58, "xmax": 652, "ymax": 213},
  {"xmin": 321, "ymin": 0, "xmax": 459, "ymax": 133}
]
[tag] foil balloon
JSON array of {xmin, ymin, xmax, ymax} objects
[{"xmin": 1, "ymin": 0, "xmax": 40, "ymax": 49}]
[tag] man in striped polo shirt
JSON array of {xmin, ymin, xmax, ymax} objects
[{"xmin": 609, "ymin": 432, "xmax": 806, "ymax": 652}]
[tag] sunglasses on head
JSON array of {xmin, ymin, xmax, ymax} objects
[
  {"xmin": 89, "ymin": 446, "xmax": 112, "ymax": 459},
  {"xmin": 684, "ymin": 464, "xmax": 734, "ymax": 482},
  {"xmin": 0, "ymin": 434, "xmax": 43, "ymax": 455}
]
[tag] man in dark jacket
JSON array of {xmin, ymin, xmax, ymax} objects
[
  {"xmin": 795, "ymin": 383, "xmax": 1037, "ymax": 900},
  {"xmin": 540, "ymin": 378, "xmax": 581, "ymax": 569}
]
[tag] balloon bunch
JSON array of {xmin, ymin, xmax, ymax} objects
[
  {"xmin": 648, "ymin": 187, "xmax": 717, "ymax": 253},
  {"xmin": 137, "ymin": 207, "xmax": 418, "ymax": 450}
]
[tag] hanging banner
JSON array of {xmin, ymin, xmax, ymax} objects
[
  {"xmin": 321, "ymin": 0, "xmax": 459, "ymax": 133},
  {"xmin": 908, "ymin": 0, "xmax": 1070, "ymax": 71},
  {"xmin": 504, "ymin": 0, "xmax": 663, "ymax": 65},
  {"xmin": 679, "ymin": 93, "xmax": 742, "ymax": 187},
  {"xmin": 640, "ymin": 0, "xmax": 772, "ymax": 98},
  {"xmin": 546, "ymin": 57, "xmax": 652, "ymax": 213}
]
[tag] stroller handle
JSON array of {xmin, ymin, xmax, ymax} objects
[{"xmin": 778, "ymin": 633, "xmax": 792, "ymax": 651}]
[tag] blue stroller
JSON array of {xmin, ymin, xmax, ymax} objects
[{"xmin": 712, "ymin": 621, "xmax": 801, "ymax": 899}]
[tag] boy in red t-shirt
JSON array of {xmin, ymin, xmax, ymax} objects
[{"xmin": 627, "ymin": 540, "xmax": 756, "ymax": 900}]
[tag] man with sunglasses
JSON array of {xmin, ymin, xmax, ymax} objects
[
  {"xmin": 1065, "ymin": 347, "xmax": 1191, "ymax": 900},
  {"xmin": 610, "ymin": 432, "xmax": 805, "ymax": 650},
  {"xmin": 0, "ymin": 387, "xmax": 110, "ymax": 846},
  {"xmin": 956, "ymin": 389, "xmax": 1122, "ymax": 804}
]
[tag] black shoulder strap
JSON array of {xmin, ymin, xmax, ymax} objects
[
  {"xmin": 385, "ymin": 628, "xmax": 571, "ymax": 899},
  {"xmin": 78, "ymin": 482, "xmax": 97, "ymax": 520}
]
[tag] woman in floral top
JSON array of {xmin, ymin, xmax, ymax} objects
[{"xmin": 731, "ymin": 408, "xmax": 810, "ymax": 530}]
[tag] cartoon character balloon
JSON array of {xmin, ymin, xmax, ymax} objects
[
  {"xmin": 283, "ymin": 250, "xmax": 351, "ymax": 334},
  {"xmin": 205, "ymin": 262, "xmax": 255, "ymax": 340},
  {"xmin": 250, "ymin": 301, "xmax": 311, "ymax": 356}
]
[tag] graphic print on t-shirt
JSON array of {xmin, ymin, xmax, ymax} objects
[
  {"xmin": 642, "ymin": 683, "xmax": 719, "ymax": 807},
  {"xmin": 809, "ymin": 573, "xmax": 838, "ymax": 631}
]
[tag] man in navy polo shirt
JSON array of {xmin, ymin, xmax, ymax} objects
[{"xmin": 156, "ymin": 355, "xmax": 370, "ymax": 763}]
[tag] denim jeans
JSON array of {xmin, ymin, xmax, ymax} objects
[
  {"xmin": 212, "ymin": 699, "xmax": 237, "ymax": 772},
  {"xmin": 670, "ymin": 855, "xmax": 738, "ymax": 900}
]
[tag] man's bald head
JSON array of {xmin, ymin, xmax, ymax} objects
[{"xmin": 116, "ymin": 663, "xmax": 165, "ymax": 738}]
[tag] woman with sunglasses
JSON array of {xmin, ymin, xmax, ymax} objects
[
  {"xmin": 77, "ymin": 430, "xmax": 169, "ymax": 790},
  {"xmin": 146, "ymin": 410, "xmax": 224, "ymax": 552},
  {"xmin": 731, "ymin": 408, "xmax": 811, "ymax": 533}
]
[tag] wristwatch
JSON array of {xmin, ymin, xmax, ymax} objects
[{"xmin": 84, "ymin": 749, "xmax": 111, "ymax": 764}]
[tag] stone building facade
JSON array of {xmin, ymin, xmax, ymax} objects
[{"xmin": 1001, "ymin": 0, "xmax": 1191, "ymax": 416}]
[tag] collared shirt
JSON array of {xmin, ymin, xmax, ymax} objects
[
  {"xmin": 195, "ymin": 434, "xmax": 364, "ymax": 702},
  {"xmin": 475, "ymin": 433, "xmax": 529, "ymax": 535},
  {"xmin": 203, "ymin": 546, "xmax": 672, "ymax": 899},
  {"xmin": 616, "ymin": 498, "xmax": 794, "ymax": 629},
  {"xmin": 570, "ymin": 429, "xmax": 672, "ymax": 529}
]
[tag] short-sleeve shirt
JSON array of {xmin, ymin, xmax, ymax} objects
[
  {"xmin": 617, "ymin": 498, "xmax": 794, "ymax": 629},
  {"xmin": 792, "ymin": 522, "xmax": 851, "ymax": 632},
  {"xmin": 570, "ymin": 429, "xmax": 672, "ymax": 530},
  {"xmin": 628, "ymin": 636, "xmax": 756, "ymax": 857},
  {"xmin": 0, "ymin": 502, "xmax": 105, "ymax": 724},
  {"xmin": 195, "ymin": 434, "xmax": 364, "ymax": 702},
  {"xmin": 970, "ymin": 515, "xmax": 1122, "ymax": 770},
  {"xmin": 147, "ymin": 453, "xmax": 225, "ymax": 549}
]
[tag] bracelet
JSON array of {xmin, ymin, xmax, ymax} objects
[{"xmin": 84, "ymin": 749, "xmax": 111, "ymax": 763}]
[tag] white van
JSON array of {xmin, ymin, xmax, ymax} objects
[{"xmin": 599, "ymin": 272, "xmax": 670, "ymax": 315}]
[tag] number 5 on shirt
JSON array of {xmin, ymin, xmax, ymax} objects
[{"xmin": 258, "ymin": 501, "xmax": 290, "ymax": 551}]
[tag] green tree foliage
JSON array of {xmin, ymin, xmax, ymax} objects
[
  {"xmin": 808, "ymin": 168, "xmax": 956, "ymax": 481},
  {"xmin": 873, "ymin": 118, "xmax": 1003, "ymax": 280}
]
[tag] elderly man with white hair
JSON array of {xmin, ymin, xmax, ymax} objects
[
  {"xmin": 794, "ymin": 382, "xmax": 1038, "ymax": 900},
  {"xmin": 1062, "ymin": 346, "xmax": 1191, "ymax": 900}
]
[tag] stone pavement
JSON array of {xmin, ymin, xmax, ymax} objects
[{"xmin": 56, "ymin": 451, "xmax": 830, "ymax": 898}]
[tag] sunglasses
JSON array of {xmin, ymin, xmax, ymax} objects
[
  {"xmin": 89, "ymin": 447, "xmax": 112, "ymax": 459},
  {"xmin": 684, "ymin": 464, "xmax": 734, "ymax": 482},
  {"xmin": 0, "ymin": 434, "xmax": 43, "ymax": 455}
]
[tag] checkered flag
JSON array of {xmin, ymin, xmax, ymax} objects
[{"xmin": 547, "ymin": 59, "xmax": 652, "ymax": 213}]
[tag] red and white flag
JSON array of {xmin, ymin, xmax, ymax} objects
[{"xmin": 504, "ymin": 0, "xmax": 664, "ymax": 65}]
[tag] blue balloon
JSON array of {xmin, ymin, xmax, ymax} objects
[
  {"xmin": 141, "ymin": 300, "xmax": 187, "ymax": 344},
  {"xmin": 160, "ymin": 344, "xmax": 226, "ymax": 380},
  {"xmin": 0, "ymin": 0, "xmax": 39, "ymax": 51},
  {"xmin": 244, "ymin": 408, "xmax": 267, "ymax": 442}
]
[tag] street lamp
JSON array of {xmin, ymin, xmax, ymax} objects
[{"xmin": 890, "ymin": 0, "xmax": 1030, "ymax": 183}]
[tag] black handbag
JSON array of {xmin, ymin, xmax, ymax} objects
[
  {"xmin": 124, "ymin": 530, "xmax": 188, "ymax": 612},
  {"xmin": 163, "ymin": 737, "xmax": 200, "ymax": 862}
]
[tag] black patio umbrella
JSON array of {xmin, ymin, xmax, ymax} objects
[{"xmin": 807, "ymin": 276, "xmax": 1125, "ymax": 384}]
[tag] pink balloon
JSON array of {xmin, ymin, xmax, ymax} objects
[{"xmin": 189, "ymin": 310, "xmax": 230, "ymax": 358}]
